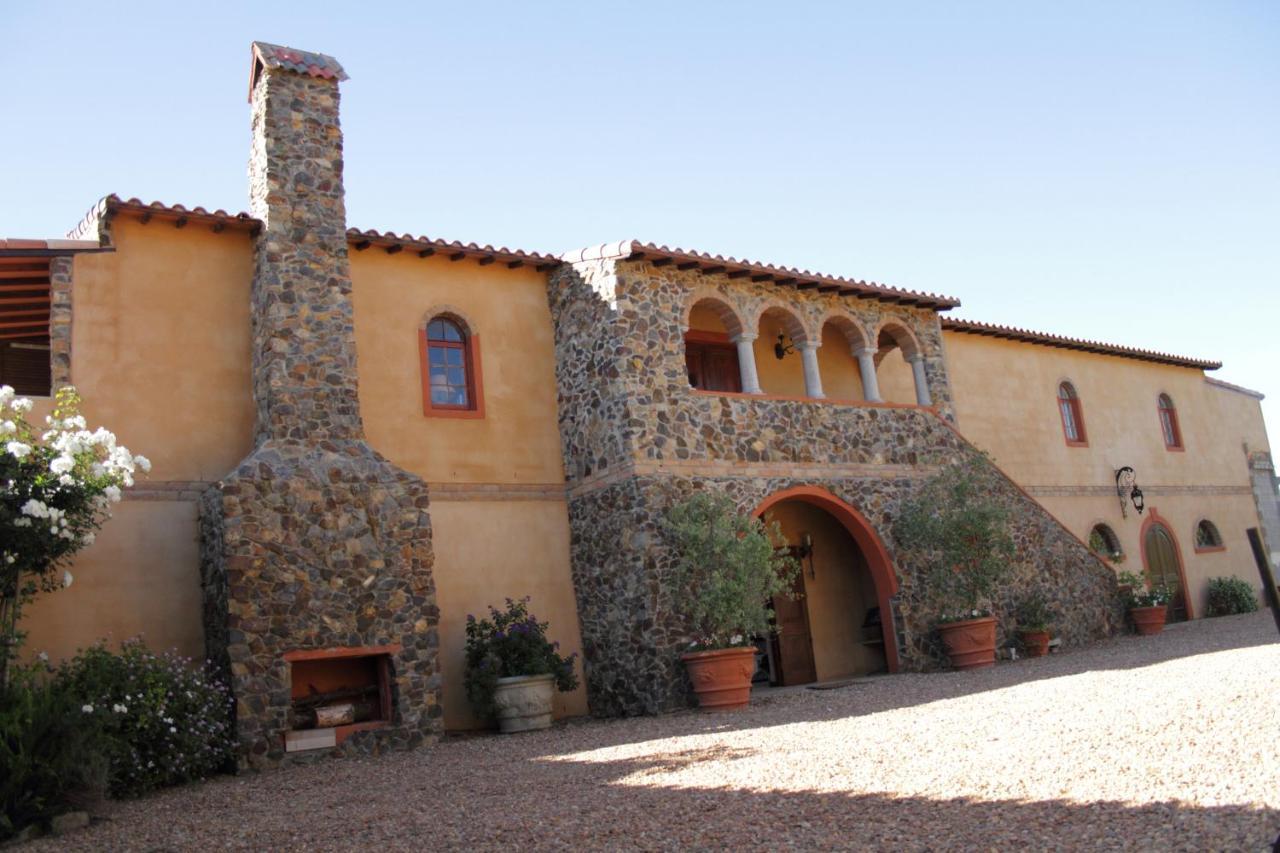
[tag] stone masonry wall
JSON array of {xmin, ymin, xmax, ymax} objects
[
  {"xmin": 200, "ymin": 49, "xmax": 441, "ymax": 768},
  {"xmin": 549, "ymin": 257, "xmax": 1121, "ymax": 715}
]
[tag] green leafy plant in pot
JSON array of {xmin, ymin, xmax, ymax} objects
[
  {"xmin": 1116, "ymin": 570, "xmax": 1173, "ymax": 636},
  {"xmin": 464, "ymin": 598, "xmax": 579, "ymax": 733},
  {"xmin": 894, "ymin": 455, "xmax": 1015, "ymax": 670},
  {"xmin": 1015, "ymin": 593, "xmax": 1054, "ymax": 658},
  {"xmin": 661, "ymin": 493, "xmax": 799, "ymax": 710}
]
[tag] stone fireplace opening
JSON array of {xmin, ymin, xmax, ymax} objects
[{"xmin": 283, "ymin": 645, "xmax": 398, "ymax": 753}]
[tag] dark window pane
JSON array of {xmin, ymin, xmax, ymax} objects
[{"xmin": 430, "ymin": 386, "xmax": 451, "ymax": 404}]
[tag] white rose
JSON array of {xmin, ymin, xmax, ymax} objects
[
  {"xmin": 104, "ymin": 485, "xmax": 122, "ymax": 503},
  {"xmin": 50, "ymin": 456, "xmax": 75, "ymax": 475},
  {"xmin": 81, "ymin": 704, "xmax": 94, "ymax": 713},
  {"xmin": 133, "ymin": 454, "xmax": 152, "ymax": 473},
  {"xmin": 62, "ymin": 571, "xmax": 73, "ymax": 588},
  {"xmin": 0, "ymin": 386, "xmax": 14, "ymax": 406},
  {"xmin": 5, "ymin": 441, "xmax": 31, "ymax": 459},
  {"xmin": 10, "ymin": 398, "xmax": 32, "ymax": 414},
  {"xmin": 0, "ymin": 420, "xmax": 14, "ymax": 435},
  {"xmin": 20, "ymin": 498, "xmax": 48, "ymax": 518}
]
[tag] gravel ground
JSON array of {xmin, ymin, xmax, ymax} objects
[{"xmin": 33, "ymin": 612, "xmax": 1280, "ymax": 851}]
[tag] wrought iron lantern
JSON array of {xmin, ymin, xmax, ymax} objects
[
  {"xmin": 1115, "ymin": 466, "xmax": 1144, "ymax": 518},
  {"xmin": 774, "ymin": 333, "xmax": 795, "ymax": 360}
]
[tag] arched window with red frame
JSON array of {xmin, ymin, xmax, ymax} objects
[
  {"xmin": 1157, "ymin": 393, "xmax": 1182, "ymax": 450},
  {"xmin": 1057, "ymin": 381, "xmax": 1087, "ymax": 446},
  {"xmin": 419, "ymin": 314, "xmax": 484, "ymax": 418}
]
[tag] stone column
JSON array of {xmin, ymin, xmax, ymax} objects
[
  {"xmin": 855, "ymin": 346, "xmax": 883, "ymax": 403},
  {"xmin": 800, "ymin": 342, "xmax": 824, "ymax": 399},
  {"xmin": 733, "ymin": 333, "xmax": 763, "ymax": 394},
  {"xmin": 908, "ymin": 354, "xmax": 933, "ymax": 406}
]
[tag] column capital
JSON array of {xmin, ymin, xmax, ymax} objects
[
  {"xmin": 854, "ymin": 345, "xmax": 878, "ymax": 359},
  {"xmin": 904, "ymin": 352, "xmax": 925, "ymax": 364},
  {"xmin": 800, "ymin": 340, "xmax": 821, "ymax": 352},
  {"xmin": 731, "ymin": 333, "xmax": 758, "ymax": 344}
]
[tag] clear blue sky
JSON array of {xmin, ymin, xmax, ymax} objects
[{"xmin": 3, "ymin": 2, "xmax": 1277, "ymax": 438}]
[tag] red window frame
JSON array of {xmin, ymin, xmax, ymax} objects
[
  {"xmin": 1158, "ymin": 394, "xmax": 1182, "ymax": 451},
  {"xmin": 1057, "ymin": 382, "xmax": 1087, "ymax": 447},
  {"xmin": 419, "ymin": 317, "xmax": 484, "ymax": 419}
]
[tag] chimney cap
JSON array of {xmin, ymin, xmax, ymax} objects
[{"xmin": 249, "ymin": 41, "xmax": 348, "ymax": 100}]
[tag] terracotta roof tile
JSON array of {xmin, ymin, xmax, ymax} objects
[
  {"xmin": 941, "ymin": 317, "xmax": 1221, "ymax": 371},
  {"xmin": 251, "ymin": 42, "xmax": 347, "ymax": 82},
  {"xmin": 562, "ymin": 240, "xmax": 960, "ymax": 310}
]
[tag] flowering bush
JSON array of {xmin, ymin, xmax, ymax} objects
[
  {"xmin": 464, "ymin": 598, "xmax": 579, "ymax": 719},
  {"xmin": 661, "ymin": 492, "xmax": 799, "ymax": 651},
  {"xmin": 1116, "ymin": 570, "xmax": 1173, "ymax": 608},
  {"xmin": 0, "ymin": 385, "xmax": 148, "ymax": 683},
  {"xmin": 53, "ymin": 640, "xmax": 234, "ymax": 798}
]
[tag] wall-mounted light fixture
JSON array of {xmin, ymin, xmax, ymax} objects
[
  {"xmin": 1115, "ymin": 466, "xmax": 1144, "ymax": 518},
  {"xmin": 774, "ymin": 333, "xmax": 796, "ymax": 360},
  {"xmin": 797, "ymin": 532, "xmax": 815, "ymax": 579}
]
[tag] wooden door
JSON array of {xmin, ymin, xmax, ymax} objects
[
  {"xmin": 771, "ymin": 569, "xmax": 816, "ymax": 685},
  {"xmin": 685, "ymin": 339, "xmax": 742, "ymax": 393},
  {"xmin": 1144, "ymin": 524, "xmax": 1187, "ymax": 622}
]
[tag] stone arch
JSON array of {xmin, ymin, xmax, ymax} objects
[
  {"xmin": 753, "ymin": 486, "xmax": 901, "ymax": 673},
  {"xmin": 873, "ymin": 318, "xmax": 922, "ymax": 359},
  {"xmin": 421, "ymin": 303, "xmax": 479, "ymax": 336},
  {"xmin": 748, "ymin": 299, "xmax": 812, "ymax": 345},
  {"xmin": 682, "ymin": 291, "xmax": 746, "ymax": 338},
  {"xmin": 819, "ymin": 310, "xmax": 872, "ymax": 353}
]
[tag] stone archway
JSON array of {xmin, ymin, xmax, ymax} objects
[{"xmin": 753, "ymin": 486, "xmax": 901, "ymax": 674}]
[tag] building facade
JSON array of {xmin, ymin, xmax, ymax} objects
[{"xmin": 2, "ymin": 44, "xmax": 1274, "ymax": 763}]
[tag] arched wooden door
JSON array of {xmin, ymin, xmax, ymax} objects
[{"xmin": 1143, "ymin": 522, "xmax": 1188, "ymax": 622}]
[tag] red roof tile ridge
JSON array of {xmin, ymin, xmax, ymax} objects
[
  {"xmin": 941, "ymin": 317, "xmax": 1221, "ymax": 370},
  {"xmin": 558, "ymin": 240, "xmax": 960, "ymax": 308},
  {"xmin": 347, "ymin": 226, "xmax": 559, "ymax": 262}
]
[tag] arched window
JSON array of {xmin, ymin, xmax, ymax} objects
[
  {"xmin": 1088, "ymin": 524, "xmax": 1123, "ymax": 561},
  {"xmin": 419, "ymin": 314, "xmax": 484, "ymax": 418},
  {"xmin": 1194, "ymin": 519, "xmax": 1224, "ymax": 552},
  {"xmin": 1057, "ymin": 382, "xmax": 1087, "ymax": 446},
  {"xmin": 1158, "ymin": 393, "xmax": 1182, "ymax": 450}
]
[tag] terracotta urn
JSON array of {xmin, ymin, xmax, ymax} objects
[
  {"xmin": 681, "ymin": 647, "xmax": 757, "ymax": 711},
  {"xmin": 1129, "ymin": 605, "xmax": 1167, "ymax": 636},
  {"xmin": 1019, "ymin": 629, "xmax": 1051, "ymax": 658},
  {"xmin": 492, "ymin": 673, "xmax": 555, "ymax": 733},
  {"xmin": 938, "ymin": 615, "xmax": 997, "ymax": 670}
]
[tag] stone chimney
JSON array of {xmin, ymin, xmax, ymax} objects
[{"xmin": 200, "ymin": 43, "xmax": 441, "ymax": 768}]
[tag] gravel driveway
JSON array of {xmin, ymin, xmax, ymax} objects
[{"xmin": 35, "ymin": 612, "xmax": 1280, "ymax": 851}]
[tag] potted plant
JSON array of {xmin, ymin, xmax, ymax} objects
[
  {"xmin": 1116, "ymin": 570, "xmax": 1172, "ymax": 636},
  {"xmin": 895, "ymin": 456, "xmax": 1015, "ymax": 670},
  {"xmin": 662, "ymin": 493, "xmax": 798, "ymax": 711},
  {"xmin": 463, "ymin": 598, "xmax": 578, "ymax": 733},
  {"xmin": 1015, "ymin": 593, "xmax": 1053, "ymax": 657}
]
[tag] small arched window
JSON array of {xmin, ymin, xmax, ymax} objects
[
  {"xmin": 1194, "ymin": 520, "xmax": 1224, "ymax": 552},
  {"xmin": 1057, "ymin": 382, "xmax": 1087, "ymax": 446},
  {"xmin": 1088, "ymin": 524, "xmax": 1123, "ymax": 561},
  {"xmin": 1157, "ymin": 393, "xmax": 1182, "ymax": 450},
  {"xmin": 419, "ymin": 315, "xmax": 484, "ymax": 418}
]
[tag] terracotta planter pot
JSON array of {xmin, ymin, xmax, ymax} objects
[
  {"xmin": 938, "ymin": 615, "xmax": 997, "ymax": 670},
  {"xmin": 682, "ymin": 647, "xmax": 756, "ymax": 711},
  {"xmin": 492, "ymin": 673, "xmax": 555, "ymax": 733},
  {"xmin": 1130, "ymin": 605, "xmax": 1167, "ymax": 636},
  {"xmin": 1019, "ymin": 629, "xmax": 1051, "ymax": 658}
]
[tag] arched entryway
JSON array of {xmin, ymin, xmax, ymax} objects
[
  {"xmin": 753, "ymin": 487, "xmax": 900, "ymax": 684},
  {"xmin": 1141, "ymin": 510, "xmax": 1192, "ymax": 621}
]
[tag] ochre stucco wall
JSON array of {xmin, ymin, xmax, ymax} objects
[
  {"xmin": 350, "ymin": 249, "xmax": 565, "ymax": 484},
  {"xmin": 21, "ymin": 218, "xmax": 255, "ymax": 663},
  {"xmin": 944, "ymin": 330, "xmax": 1272, "ymax": 611},
  {"xmin": 429, "ymin": 500, "xmax": 587, "ymax": 729}
]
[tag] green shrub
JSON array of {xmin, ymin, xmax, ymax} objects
[
  {"xmin": 54, "ymin": 640, "xmax": 234, "ymax": 798},
  {"xmin": 1115, "ymin": 569, "xmax": 1173, "ymax": 608},
  {"xmin": 464, "ymin": 598, "xmax": 579, "ymax": 719},
  {"xmin": 894, "ymin": 455, "xmax": 1015, "ymax": 621},
  {"xmin": 0, "ymin": 665, "xmax": 107, "ymax": 841},
  {"xmin": 1205, "ymin": 576, "xmax": 1259, "ymax": 617},
  {"xmin": 1015, "ymin": 593, "xmax": 1054, "ymax": 633},
  {"xmin": 661, "ymin": 492, "xmax": 799, "ymax": 650}
]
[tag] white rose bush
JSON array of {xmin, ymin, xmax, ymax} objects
[{"xmin": 0, "ymin": 385, "xmax": 148, "ymax": 685}]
